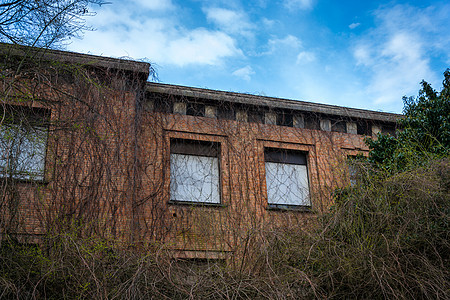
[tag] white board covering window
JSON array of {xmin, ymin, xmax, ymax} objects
[
  {"xmin": 0, "ymin": 107, "xmax": 48, "ymax": 181},
  {"xmin": 265, "ymin": 148, "xmax": 310, "ymax": 207},
  {"xmin": 170, "ymin": 139, "xmax": 220, "ymax": 204}
]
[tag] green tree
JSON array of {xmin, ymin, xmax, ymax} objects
[{"xmin": 367, "ymin": 69, "xmax": 450, "ymax": 170}]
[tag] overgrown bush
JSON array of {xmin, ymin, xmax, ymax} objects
[
  {"xmin": 1, "ymin": 157, "xmax": 447, "ymax": 299},
  {"xmin": 0, "ymin": 234, "xmax": 181, "ymax": 299},
  {"xmin": 0, "ymin": 232, "xmax": 308, "ymax": 299},
  {"xmin": 264, "ymin": 158, "xmax": 449, "ymax": 299}
]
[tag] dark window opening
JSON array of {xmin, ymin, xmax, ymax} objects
[
  {"xmin": 264, "ymin": 148, "xmax": 307, "ymax": 165},
  {"xmin": 186, "ymin": 102, "xmax": 205, "ymax": 117},
  {"xmin": 217, "ymin": 105, "xmax": 235, "ymax": 120},
  {"xmin": 357, "ymin": 121, "xmax": 371, "ymax": 135},
  {"xmin": 170, "ymin": 138, "xmax": 219, "ymax": 157},
  {"xmin": 150, "ymin": 93, "xmax": 173, "ymax": 113},
  {"xmin": 248, "ymin": 110, "xmax": 264, "ymax": 123},
  {"xmin": 382, "ymin": 124, "xmax": 397, "ymax": 136},
  {"xmin": 304, "ymin": 115, "xmax": 320, "ymax": 130},
  {"xmin": 277, "ymin": 112, "xmax": 293, "ymax": 127},
  {"xmin": 331, "ymin": 120, "xmax": 346, "ymax": 133},
  {"xmin": 0, "ymin": 105, "xmax": 50, "ymax": 127}
]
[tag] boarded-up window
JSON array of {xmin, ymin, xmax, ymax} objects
[
  {"xmin": 0, "ymin": 106, "xmax": 48, "ymax": 180},
  {"xmin": 265, "ymin": 148, "xmax": 310, "ymax": 207},
  {"xmin": 170, "ymin": 139, "xmax": 220, "ymax": 204}
]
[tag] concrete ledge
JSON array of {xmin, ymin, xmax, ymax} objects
[
  {"xmin": 146, "ymin": 82, "xmax": 403, "ymax": 123},
  {"xmin": 0, "ymin": 42, "xmax": 151, "ymax": 75}
]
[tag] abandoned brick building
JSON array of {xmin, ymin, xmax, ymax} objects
[{"xmin": 0, "ymin": 43, "xmax": 401, "ymax": 259}]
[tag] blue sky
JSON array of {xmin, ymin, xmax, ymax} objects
[{"xmin": 67, "ymin": 0, "xmax": 450, "ymax": 113}]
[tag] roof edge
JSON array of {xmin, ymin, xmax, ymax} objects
[
  {"xmin": 146, "ymin": 82, "xmax": 403, "ymax": 123},
  {"xmin": 0, "ymin": 42, "xmax": 150, "ymax": 75}
]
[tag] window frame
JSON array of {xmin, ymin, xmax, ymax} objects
[
  {"xmin": 345, "ymin": 152, "xmax": 369, "ymax": 187},
  {"xmin": 264, "ymin": 147, "xmax": 311, "ymax": 210},
  {"xmin": 0, "ymin": 106, "xmax": 49, "ymax": 182},
  {"xmin": 169, "ymin": 138, "xmax": 222, "ymax": 205}
]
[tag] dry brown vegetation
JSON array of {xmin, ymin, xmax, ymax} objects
[{"xmin": 0, "ymin": 158, "xmax": 448, "ymax": 299}]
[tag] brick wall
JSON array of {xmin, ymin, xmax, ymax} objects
[
  {"xmin": 1, "ymin": 56, "xmax": 396, "ymax": 261},
  {"xmin": 136, "ymin": 100, "xmax": 373, "ymax": 259}
]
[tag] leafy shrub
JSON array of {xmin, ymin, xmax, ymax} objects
[{"xmin": 367, "ymin": 69, "xmax": 450, "ymax": 172}]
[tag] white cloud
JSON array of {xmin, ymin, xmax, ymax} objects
[
  {"xmin": 369, "ymin": 33, "xmax": 432, "ymax": 104},
  {"xmin": 69, "ymin": 4, "xmax": 242, "ymax": 67},
  {"xmin": 203, "ymin": 7, "xmax": 253, "ymax": 35},
  {"xmin": 232, "ymin": 65, "xmax": 254, "ymax": 81},
  {"xmin": 131, "ymin": 0, "xmax": 174, "ymax": 10},
  {"xmin": 271, "ymin": 35, "xmax": 302, "ymax": 47},
  {"xmin": 296, "ymin": 51, "xmax": 315, "ymax": 64},
  {"xmin": 262, "ymin": 18, "xmax": 275, "ymax": 28},
  {"xmin": 283, "ymin": 0, "xmax": 314, "ymax": 11},
  {"xmin": 381, "ymin": 33, "xmax": 421, "ymax": 62},
  {"xmin": 264, "ymin": 35, "xmax": 301, "ymax": 55},
  {"xmin": 167, "ymin": 29, "xmax": 242, "ymax": 66},
  {"xmin": 349, "ymin": 22, "xmax": 360, "ymax": 29},
  {"xmin": 353, "ymin": 44, "xmax": 371, "ymax": 66},
  {"xmin": 352, "ymin": 4, "xmax": 450, "ymax": 106}
]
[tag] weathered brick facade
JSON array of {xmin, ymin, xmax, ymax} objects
[{"xmin": 0, "ymin": 44, "xmax": 402, "ymax": 260}]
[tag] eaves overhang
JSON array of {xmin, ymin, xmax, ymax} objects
[
  {"xmin": 146, "ymin": 82, "xmax": 403, "ymax": 123},
  {"xmin": 0, "ymin": 43, "xmax": 150, "ymax": 76}
]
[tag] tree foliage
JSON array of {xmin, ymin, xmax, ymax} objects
[
  {"xmin": 366, "ymin": 69, "xmax": 450, "ymax": 170},
  {"xmin": 0, "ymin": 0, "xmax": 105, "ymax": 48},
  {"xmin": 401, "ymin": 69, "xmax": 450, "ymax": 155}
]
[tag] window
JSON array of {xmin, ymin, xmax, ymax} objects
[
  {"xmin": 381, "ymin": 124, "xmax": 397, "ymax": 136},
  {"xmin": 265, "ymin": 148, "xmax": 310, "ymax": 208},
  {"xmin": 347, "ymin": 155, "xmax": 364, "ymax": 186},
  {"xmin": 186, "ymin": 102, "xmax": 205, "ymax": 117},
  {"xmin": 304, "ymin": 115, "xmax": 320, "ymax": 130},
  {"xmin": 357, "ymin": 120, "xmax": 371, "ymax": 135},
  {"xmin": 331, "ymin": 120, "xmax": 346, "ymax": 133},
  {"xmin": 0, "ymin": 107, "xmax": 48, "ymax": 180},
  {"xmin": 170, "ymin": 139, "xmax": 220, "ymax": 204},
  {"xmin": 276, "ymin": 112, "xmax": 293, "ymax": 127},
  {"xmin": 217, "ymin": 104, "xmax": 235, "ymax": 120},
  {"xmin": 248, "ymin": 109, "xmax": 264, "ymax": 123},
  {"xmin": 348, "ymin": 159, "xmax": 358, "ymax": 186}
]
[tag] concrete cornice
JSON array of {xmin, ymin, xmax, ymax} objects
[
  {"xmin": 146, "ymin": 82, "xmax": 403, "ymax": 123},
  {"xmin": 0, "ymin": 42, "xmax": 150, "ymax": 75}
]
